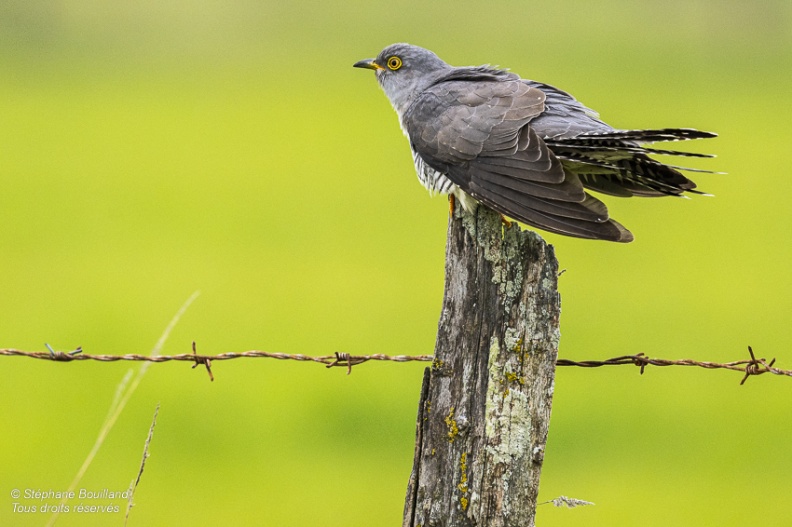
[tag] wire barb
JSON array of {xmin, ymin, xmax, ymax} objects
[
  {"xmin": 632, "ymin": 353, "xmax": 649, "ymax": 374},
  {"xmin": 739, "ymin": 346, "xmax": 775, "ymax": 385},
  {"xmin": 191, "ymin": 341, "xmax": 214, "ymax": 381},
  {"xmin": 44, "ymin": 343, "xmax": 83, "ymax": 361}
]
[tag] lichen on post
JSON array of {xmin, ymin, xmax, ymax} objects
[{"xmin": 403, "ymin": 202, "xmax": 561, "ymax": 527}]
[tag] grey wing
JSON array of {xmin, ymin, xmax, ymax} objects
[
  {"xmin": 404, "ymin": 78, "xmax": 633, "ymax": 242},
  {"xmin": 522, "ymin": 80, "xmax": 612, "ymax": 139}
]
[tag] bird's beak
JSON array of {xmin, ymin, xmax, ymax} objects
[{"xmin": 353, "ymin": 59, "xmax": 384, "ymax": 71}]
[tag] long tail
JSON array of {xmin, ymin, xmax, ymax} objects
[{"xmin": 545, "ymin": 128, "xmax": 719, "ymax": 197}]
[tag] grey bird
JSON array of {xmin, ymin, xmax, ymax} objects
[{"xmin": 353, "ymin": 43, "xmax": 717, "ymax": 242}]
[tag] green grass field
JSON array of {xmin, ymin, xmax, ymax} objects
[{"xmin": 2, "ymin": 1, "xmax": 791, "ymax": 525}]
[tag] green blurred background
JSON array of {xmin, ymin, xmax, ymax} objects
[{"xmin": 1, "ymin": 1, "xmax": 790, "ymax": 525}]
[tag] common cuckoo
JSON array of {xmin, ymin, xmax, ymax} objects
[{"xmin": 353, "ymin": 43, "xmax": 716, "ymax": 242}]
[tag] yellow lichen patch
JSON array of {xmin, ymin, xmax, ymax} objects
[
  {"xmin": 444, "ymin": 407, "xmax": 459, "ymax": 442},
  {"xmin": 431, "ymin": 357, "xmax": 444, "ymax": 369},
  {"xmin": 458, "ymin": 452, "xmax": 469, "ymax": 510},
  {"xmin": 505, "ymin": 371, "xmax": 525, "ymax": 385}
]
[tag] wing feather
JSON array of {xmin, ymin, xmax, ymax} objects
[
  {"xmin": 403, "ymin": 73, "xmax": 633, "ymax": 241},
  {"xmin": 467, "ymin": 181, "xmax": 633, "ymax": 242}
]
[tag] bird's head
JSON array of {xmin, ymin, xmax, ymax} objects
[{"xmin": 354, "ymin": 43, "xmax": 451, "ymax": 115}]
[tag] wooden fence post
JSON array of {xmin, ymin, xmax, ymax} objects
[{"xmin": 403, "ymin": 202, "xmax": 561, "ymax": 527}]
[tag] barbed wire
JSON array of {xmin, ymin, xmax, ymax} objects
[
  {"xmin": 556, "ymin": 347, "xmax": 788, "ymax": 385},
  {"xmin": 0, "ymin": 345, "xmax": 786, "ymax": 385}
]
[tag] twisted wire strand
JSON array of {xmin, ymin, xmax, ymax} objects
[{"xmin": 1, "ymin": 346, "xmax": 785, "ymax": 384}]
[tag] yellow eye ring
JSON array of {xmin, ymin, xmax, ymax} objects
[{"xmin": 386, "ymin": 56, "xmax": 402, "ymax": 71}]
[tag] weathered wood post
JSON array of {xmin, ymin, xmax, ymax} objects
[{"xmin": 403, "ymin": 202, "xmax": 561, "ymax": 527}]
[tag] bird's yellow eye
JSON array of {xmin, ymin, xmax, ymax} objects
[{"xmin": 387, "ymin": 56, "xmax": 403, "ymax": 71}]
